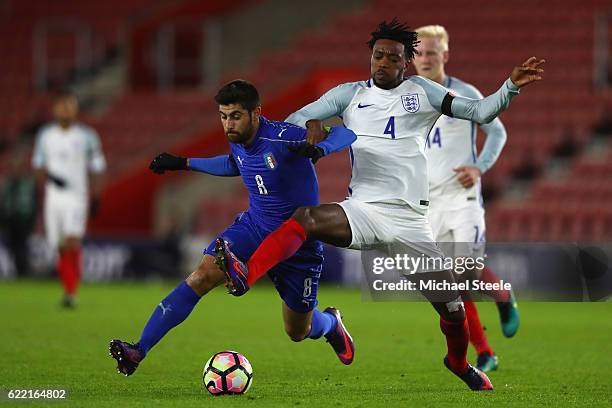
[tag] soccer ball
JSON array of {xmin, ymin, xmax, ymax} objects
[{"xmin": 202, "ymin": 351, "xmax": 253, "ymax": 395}]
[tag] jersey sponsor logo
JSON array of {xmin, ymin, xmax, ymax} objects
[
  {"xmin": 263, "ymin": 152, "xmax": 277, "ymax": 170},
  {"xmin": 401, "ymin": 94, "xmax": 420, "ymax": 113},
  {"xmin": 357, "ymin": 103, "xmax": 374, "ymax": 108}
]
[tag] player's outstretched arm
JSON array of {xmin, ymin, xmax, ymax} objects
[
  {"xmin": 149, "ymin": 152, "xmax": 240, "ymax": 176},
  {"xmin": 414, "ymin": 57, "xmax": 545, "ymax": 125},
  {"xmin": 452, "ymin": 57, "xmax": 545, "ymax": 124},
  {"xmin": 188, "ymin": 155, "xmax": 240, "ymax": 176},
  {"xmin": 286, "ymin": 82, "xmax": 361, "ymax": 146},
  {"xmin": 285, "ymin": 82, "xmax": 361, "ymax": 128}
]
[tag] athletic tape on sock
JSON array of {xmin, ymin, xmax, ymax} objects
[{"xmin": 446, "ymin": 296, "xmax": 464, "ymax": 313}]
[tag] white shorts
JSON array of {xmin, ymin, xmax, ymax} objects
[
  {"xmin": 338, "ymin": 199, "xmax": 445, "ymax": 273},
  {"xmin": 428, "ymin": 204, "xmax": 486, "ymax": 258},
  {"xmin": 44, "ymin": 194, "xmax": 87, "ymax": 250}
]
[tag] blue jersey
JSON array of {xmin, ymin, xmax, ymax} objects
[
  {"xmin": 229, "ymin": 117, "xmax": 319, "ymax": 233},
  {"xmin": 192, "ymin": 115, "xmax": 356, "ymax": 268},
  {"xmin": 194, "ymin": 116, "xmax": 357, "ymax": 311}
]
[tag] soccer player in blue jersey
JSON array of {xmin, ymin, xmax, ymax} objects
[
  {"xmin": 220, "ymin": 20, "xmax": 544, "ymax": 391},
  {"xmin": 109, "ymin": 80, "xmax": 357, "ymax": 376}
]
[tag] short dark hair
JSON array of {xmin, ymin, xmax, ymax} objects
[
  {"xmin": 54, "ymin": 89, "xmax": 77, "ymax": 102},
  {"xmin": 214, "ymin": 80, "xmax": 260, "ymax": 112},
  {"xmin": 367, "ymin": 18, "xmax": 420, "ymax": 60}
]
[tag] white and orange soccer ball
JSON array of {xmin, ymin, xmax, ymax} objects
[{"xmin": 202, "ymin": 351, "xmax": 253, "ymax": 395}]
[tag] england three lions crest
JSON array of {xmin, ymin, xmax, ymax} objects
[{"xmin": 401, "ymin": 94, "xmax": 420, "ymax": 113}]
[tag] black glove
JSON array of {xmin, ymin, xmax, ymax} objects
[
  {"xmin": 149, "ymin": 152, "xmax": 188, "ymax": 174},
  {"xmin": 288, "ymin": 144, "xmax": 325, "ymax": 164},
  {"xmin": 89, "ymin": 196, "xmax": 101, "ymax": 218},
  {"xmin": 47, "ymin": 172, "xmax": 67, "ymax": 188}
]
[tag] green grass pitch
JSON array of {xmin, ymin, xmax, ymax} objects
[{"xmin": 0, "ymin": 281, "xmax": 610, "ymax": 407}]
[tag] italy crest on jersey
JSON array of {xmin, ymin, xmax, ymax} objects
[
  {"xmin": 263, "ymin": 152, "xmax": 277, "ymax": 170},
  {"xmin": 401, "ymin": 94, "xmax": 420, "ymax": 113}
]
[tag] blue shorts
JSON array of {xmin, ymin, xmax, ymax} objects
[{"xmin": 204, "ymin": 212, "xmax": 323, "ymax": 313}]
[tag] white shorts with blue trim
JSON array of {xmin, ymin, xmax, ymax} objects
[
  {"xmin": 337, "ymin": 199, "xmax": 446, "ymax": 274},
  {"xmin": 428, "ymin": 204, "xmax": 486, "ymax": 258}
]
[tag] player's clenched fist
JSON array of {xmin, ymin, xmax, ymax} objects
[
  {"xmin": 305, "ymin": 119, "xmax": 327, "ymax": 145},
  {"xmin": 149, "ymin": 152, "xmax": 188, "ymax": 174},
  {"xmin": 510, "ymin": 57, "xmax": 545, "ymax": 88}
]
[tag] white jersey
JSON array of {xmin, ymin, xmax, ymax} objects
[
  {"xmin": 32, "ymin": 122, "xmax": 106, "ymax": 201},
  {"xmin": 286, "ymin": 76, "xmax": 519, "ymax": 212},
  {"xmin": 426, "ymin": 76, "xmax": 507, "ymax": 211}
]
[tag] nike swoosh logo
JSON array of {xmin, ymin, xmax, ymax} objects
[
  {"xmin": 232, "ymin": 261, "xmax": 247, "ymax": 279},
  {"xmin": 337, "ymin": 323, "xmax": 354, "ymax": 362},
  {"xmin": 278, "ymin": 129, "xmax": 286, "ymax": 137},
  {"xmin": 357, "ymin": 103, "xmax": 374, "ymax": 108}
]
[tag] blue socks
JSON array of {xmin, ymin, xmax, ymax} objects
[
  {"xmin": 137, "ymin": 282, "xmax": 201, "ymax": 358},
  {"xmin": 307, "ymin": 309, "xmax": 338, "ymax": 339},
  {"xmin": 135, "ymin": 282, "xmax": 336, "ymax": 357}
]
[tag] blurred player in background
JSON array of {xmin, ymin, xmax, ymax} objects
[
  {"xmin": 220, "ymin": 19, "xmax": 544, "ymax": 391},
  {"xmin": 0, "ymin": 145, "xmax": 38, "ymax": 276},
  {"xmin": 32, "ymin": 91, "xmax": 106, "ymax": 308},
  {"xmin": 414, "ymin": 25, "xmax": 520, "ymax": 373},
  {"xmin": 109, "ymin": 80, "xmax": 357, "ymax": 376}
]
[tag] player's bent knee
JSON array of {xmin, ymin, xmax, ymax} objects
[
  {"xmin": 292, "ymin": 206, "xmax": 317, "ymax": 236},
  {"xmin": 61, "ymin": 237, "xmax": 81, "ymax": 250}
]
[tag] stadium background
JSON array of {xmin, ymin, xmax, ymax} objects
[{"xmin": 0, "ymin": 1, "xmax": 611, "ymax": 406}]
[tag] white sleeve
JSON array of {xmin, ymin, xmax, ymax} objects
[
  {"xmin": 86, "ymin": 128, "xmax": 107, "ymax": 173},
  {"xmin": 410, "ymin": 76, "xmax": 520, "ymax": 124},
  {"xmin": 31, "ymin": 128, "xmax": 47, "ymax": 169},
  {"xmin": 451, "ymin": 79, "xmax": 520, "ymax": 124},
  {"xmin": 477, "ymin": 118, "xmax": 507, "ymax": 173},
  {"xmin": 285, "ymin": 82, "xmax": 361, "ymax": 127}
]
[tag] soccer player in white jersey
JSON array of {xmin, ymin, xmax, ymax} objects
[
  {"xmin": 414, "ymin": 25, "xmax": 520, "ymax": 373},
  {"xmin": 220, "ymin": 19, "xmax": 544, "ymax": 391},
  {"xmin": 32, "ymin": 91, "xmax": 106, "ymax": 308}
]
